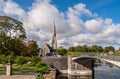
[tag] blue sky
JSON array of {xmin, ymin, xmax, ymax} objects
[
  {"xmin": 52, "ymin": 0, "xmax": 120, "ymax": 23},
  {"xmin": 0, "ymin": 0, "xmax": 120, "ymax": 49},
  {"xmin": 13, "ymin": 0, "xmax": 120, "ymax": 23}
]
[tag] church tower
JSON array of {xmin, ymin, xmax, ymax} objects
[{"xmin": 52, "ymin": 21, "xmax": 57, "ymax": 50}]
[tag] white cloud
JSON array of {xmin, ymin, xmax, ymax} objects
[
  {"xmin": 0, "ymin": 0, "xmax": 120, "ymax": 48},
  {"xmin": 85, "ymin": 18, "xmax": 104, "ymax": 34},
  {"xmin": 2, "ymin": 0, "xmax": 25, "ymax": 18},
  {"xmin": 73, "ymin": 3, "xmax": 92, "ymax": 16}
]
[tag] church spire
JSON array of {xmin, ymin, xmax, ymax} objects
[
  {"xmin": 53, "ymin": 21, "xmax": 56, "ymax": 37},
  {"xmin": 52, "ymin": 21, "xmax": 57, "ymax": 50}
]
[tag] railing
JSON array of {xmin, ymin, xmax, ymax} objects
[{"xmin": 99, "ymin": 56, "xmax": 120, "ymax": 62}]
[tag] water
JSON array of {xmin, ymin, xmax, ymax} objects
[
  {"xmin": 95, "ymin": 61, "xmax": 120, "ymax": 79},
  {"xmin": 56, "ymin": 61, "xmax": 120, "ymax": 79}
]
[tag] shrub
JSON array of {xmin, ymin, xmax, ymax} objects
[{"xmin": 15, "ymin": 56, "xmax": 27, "ymax": 65}]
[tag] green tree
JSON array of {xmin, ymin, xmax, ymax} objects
[
  {"xmin": 0, "ymin": 15, "xmax": 26, "ymax": 56},
  {"xmin": 97, "ymin": 46, "xmax": 104, "ymax": 52},
  {"xmin": 104, "ymin": 47, "xmax": 109, "ymax": 52},
  {"xmin": 68, "ymin": 46, "xmax": 75, "ymax": 52},
  {"xmin": 109, "ymin": 46, "xmax": 115, "ymax": 52},
  {"xmin": 81, "ymin": 45, "xmax": 88, "ymax": 52},
  {"xmin": 57, "ymin": 47, "xmax": 68, "ymax": 56},
  {"xmin": 75, "ymin": 46, "xmax": 81, "ymax": 52},
  {"xmin": 21, "ymin": 40, "xmax": 38, "ymax": 56},
  {"xmin": 91, "ymin": 45, "xmax": 98, "ymax": 52},
  {"xmin": 0, "ymin": 15, "xmax": 26, "ymax": 39}
]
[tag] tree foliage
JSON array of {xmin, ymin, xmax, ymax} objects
[
  {"xmin": 21, "ymin": 40, "xmax": 38, "ymax": 56},
  {"xmin": 104, "ymin": 46, "xmax": 115, "ymax": 52},
  {"xmin": 0, "ymin": 16, "xmax": 38, "ymax": 57},
  {"xmin": 68, "ymin": 45, "xmax": 115, "ymax": 53},
  {"xmin": 0, "ymin": 15, "xmax": 26, "ymax": 56},
  {"xmin": 57, "ymin": 47, "xmax": 68, "ymax": 56},
  {"xmin": 0, "ymin": 15, "xmax": 26, "ymax": 39},
  {"xmin": 68, "ymin": 47, "xmax": 75, "ymax": 52}
]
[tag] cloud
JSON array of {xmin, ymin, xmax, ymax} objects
[
  {"xmin": 85, "ymin": 19, "xmax": 104, "ymax": 34},
  {"xmin": 0, "ymin": 0, "xmax": 120, "ymax": 48},
  {"xmin": 0, "ymin": 0, "xmax": 26, "ymax": 18}
]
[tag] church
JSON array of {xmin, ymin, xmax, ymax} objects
[{"xmin": 38, "ymin": 22, "xmax": 57, "ymax": 57}]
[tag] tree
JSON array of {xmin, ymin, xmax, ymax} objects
[
  {"xmin": 57, "ymin": 47, "xmax": 68, "ymax": 56},
  {"xmin": 0, "ymin": 15, "xmax": 26, "ymax": 55},
  {"xmin": 81, "ymin": 45, "xmax": 88, "ymax": 52},
  {"xmin": 104, "ymin": 47, "xmax": 109, "ymax": 52},
  {"xmin": 109, "ymin": 46, "xmax": 115, "ymax": 52},
  {"xmin": 68, "ymin": 46, "xmax": 75, "ymax": 52},
  {"xmin": 91, "ymin": 45, "xmax": 98, "ymax": 52},
  {"xmin": 75, "ymin": 46, "xmax": 81, "ymax": 52},
  {"xmin": 104, "ymin": 46, "xmax": 115, "ymax": 52},
  {"xmin": 97, "ymin": 46, "xmax": 104, "ymax": 52},
  {"xmin": 21, "ymin": 40, "xmax": 38, "ymax": 56},
  {"xmin": 0, "ymin": 15, "xmax": 26, "ymax": 39}
]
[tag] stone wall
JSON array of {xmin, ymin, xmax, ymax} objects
[
  {"xmin": 0, "ymin": 75, "xmax": 35, "ymax": 79},
  {"xmin": 43, "ymin": 69, "xmax": 56, "ymax": 79},
  {"xmin": 42, "ymin": 56, "xmax": 94, "ymax": 77},
  {"xmin": 42, "ymin": 56, "xmax": 68, "ymax": 70}
]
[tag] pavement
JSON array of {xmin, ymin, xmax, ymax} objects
[{"xmin": 0, "ymin": 75, "xmax": 35, "ymax": 79}]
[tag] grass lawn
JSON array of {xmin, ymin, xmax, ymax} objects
[
  {"xmin": 68, "ymin": 51, "xmax": 101, "ymax": 56},
  {"xmin": 113, "ymin": 52, "xmax": 120, "ymax": 56},
  {"xmin": 68, "ymin": 51, "xmax": 120, "ymax": 56},
  {"xmin": 12, "ymin": 63, "xmax": 49, "ymax": 74}
]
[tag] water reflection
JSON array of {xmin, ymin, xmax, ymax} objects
[
  {"xmin": 95, "ymin": 60, "xmax": 120, "ymax": 79},
  {"xmin": 56, "ymin": 59, "xmax": 120, "ymax": 79}
]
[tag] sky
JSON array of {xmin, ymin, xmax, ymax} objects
[{"xmin": 0, "ymin": 0, "xmax": 120, "ymax": 49}]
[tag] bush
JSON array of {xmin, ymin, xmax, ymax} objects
[
  {"xmin": 38, "ymin": 76, "xmax": 44, "ymax": 79},
  {"xmin": 14, "ymin": 56, "xmax": 42, "ymax": 67},
  {"xmin": 15, "ymin": 56, "xmax": 27, "ymax": 65},
  {"xmin": 29, "ymin": 56, "xmax": 42, "ymax": 66},
  {"xmin": 56, "ymin": 48, "xmax": 68, "ymax": 56}
]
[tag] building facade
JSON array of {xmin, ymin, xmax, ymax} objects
[{"xmin": 38, "ymin": 22, "xmax": 57, "ymax": 57}]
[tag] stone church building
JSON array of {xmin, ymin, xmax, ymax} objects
[{"xmin": 38, "ymin": 22, "xmax": 57, "ymax": 57}]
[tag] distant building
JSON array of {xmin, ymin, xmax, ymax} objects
[
  {"xmin": 38, "ymin": 22, "xmax": 57, "ymax": 57},
  {"xmin": 39, "ymin": 44, "xmax": 53, "ymax": 56}
]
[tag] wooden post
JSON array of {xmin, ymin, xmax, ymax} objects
[{"xmin": 6, "ymin": 60, "xmax": 12, "ymax": 76}]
